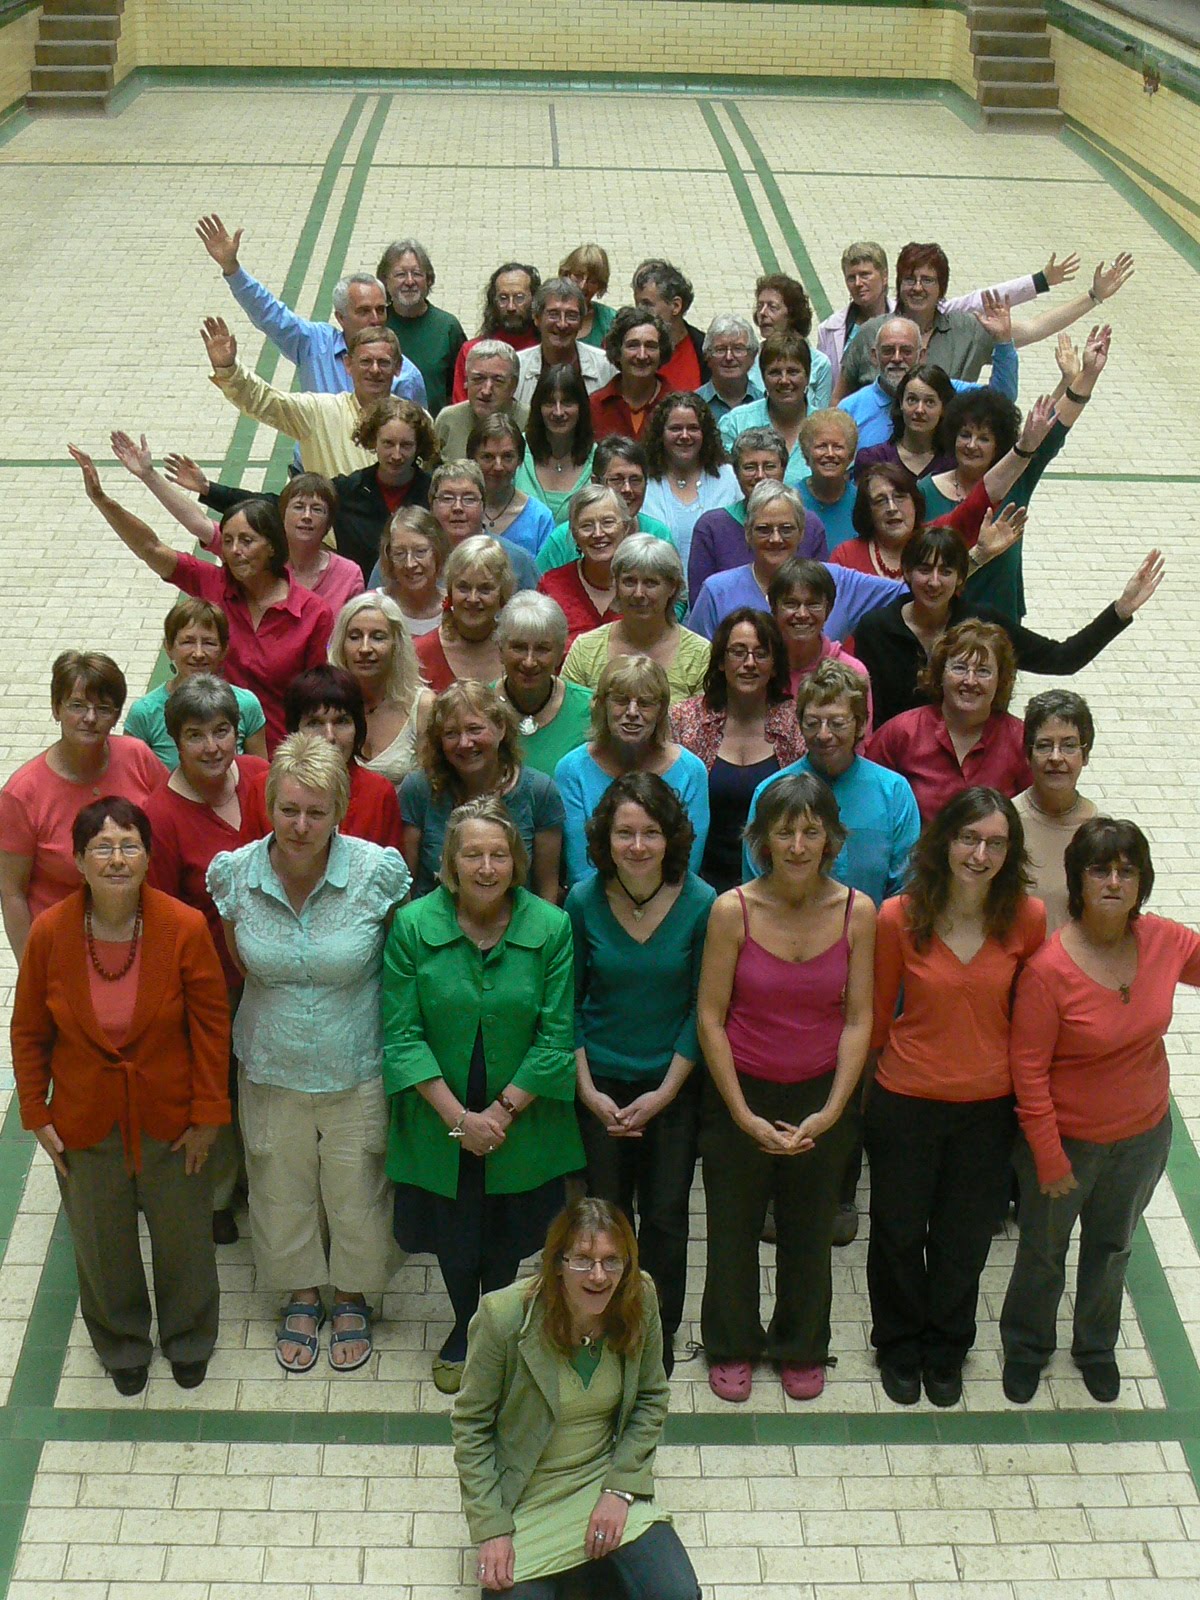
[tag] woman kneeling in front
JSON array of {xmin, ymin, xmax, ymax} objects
[{"xmin": 454, "ymin": 1196, "xmax": 700, "ymax": 1598}]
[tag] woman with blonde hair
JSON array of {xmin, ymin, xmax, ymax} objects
[
  {"xmin": 558, "ymin": 243, "xmax": 615, "ymax": 347},
  {"xmin": 399, "ymin": 681, "xmax": 564, "ymax": 900},
  {"xmin": 554, "ymin": 655, "xmax": 708, "ymax": 886},
  {"xmin": 208, "ymin": 734, "xmax": 411, "ymax": 1374},
  {"xmin": 377, "ymin": 506, "xmax": 449, "ymax": 638},
  {"xmin": 415, "ymin": 534, "xmax": 516, "ymax": 693},
  {"xmin": 329, "ymin": 591, "xmax": 431, "ymax": 785},
  {"xmin": 452, "ymin": 1195, "xmax": 699, "ymax": 1596}
]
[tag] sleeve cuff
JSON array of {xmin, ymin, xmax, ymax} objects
[{"xmin": 1033, "ymin": 271, "xmax": 1049, "ymax": 295}]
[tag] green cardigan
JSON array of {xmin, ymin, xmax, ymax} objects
[
  {"xmin": 452, "ymin": 1274, "xmax": 668, "ymax": 1543},
  {"xmin": 381, "ymin": 886, "xmax": 583, "ymax": 1198}
]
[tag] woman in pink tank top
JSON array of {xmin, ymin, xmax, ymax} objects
[{"xmin": 696, "ymin": 772, "xmax": 876, "ymax": 1403}]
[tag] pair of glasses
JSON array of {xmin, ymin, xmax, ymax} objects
[
  {"xmin": 955, "ymin": 832, "xmax": 1008, "ymax": 857},
  {"xmin": 561, "ymin": 1255, "xmax": 625, "ymax": 1276},
  {"xmin": 86, "ymin": 842, "xmax": 145, "ymax": 861},
  {"xmin": 726, "ymin": 646, "xmax": 772, "ymax": 664}
]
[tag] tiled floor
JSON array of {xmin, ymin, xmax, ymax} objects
[{"xmin": 1, "ymin": 75, "xmax": 1200, "ymax": 1598}]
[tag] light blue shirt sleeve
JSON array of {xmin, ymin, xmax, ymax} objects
[
  {"xmin": 675, "ymin": 752, "xmax": 710, "ymax": 874},
  {"xmin": 555, "ymin": 750, "xmax": 597, "ymax": 886},
  {"xmin": 225, "ymin": 267, "xmax": 312, "ymax": 366},
  {"xmin": 808, "ymin": 347, "xmax": 833, "ymax": 412},
  {"xmin": 685, "ymin": 580, "xmax": 721, "ymax": 640},
  {"xmin": 718, "ymin": 410, "xmax": 740, "ymax": 454},
  {"xmin": 987, "ymin": 341, "xmax": 1019, "ymax": 401},
  {"xmin": 887, "ymin": 776, "xmax": 922, "ymax": 899},
  {"xmin": 826, "ymin": 566, "xmax": 908, "ymax": 640}
]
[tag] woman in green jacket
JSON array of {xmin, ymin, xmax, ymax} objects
[
  {"xmin": 453, "ymin": 1196, "xmax": 700, "ymax": 1597},
  {"xmin": 381, "ymin": 795, "xmax": 584, "ymax": 1394}
]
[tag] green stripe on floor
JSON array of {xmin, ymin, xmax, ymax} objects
[{"xmin": 697, "ymin": 100, "xmax": 780, "ymax": 275}]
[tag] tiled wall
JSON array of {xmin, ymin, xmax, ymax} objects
[
  {"xmin": 1051, "ymin": 23, "xmax": 1200, "ymax": 244},
  {"xmin": 0, "ymin": 6, "xmax": 40, "ymax": 120}
]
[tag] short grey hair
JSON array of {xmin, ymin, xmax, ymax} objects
[
  {"xmin": 703, "ymin": 313, "xmax": 759, "ymax": 358},
  {"xmin": 332, "ymin": 272, "xmax": 385, "ymax": 317},
  {"xmin": 611, "ymin": 533, "xmax": 685, "ymax": 612},
  {"xmin": 533, "ymin": 277, "xmax": 586, "ymax": 317},
  {"xmin": 496, "ymin": 591, "xmax": 569, "ymax": 654},
  {"xmin": 465, "ymin": 339, "xmax": 520, "ymax": 379},
  {"xmin": 163, "ymin": 673, "xmax": 240, "ymax": 745},
  {"xmin": 744, "ymin": 479, "xmax": 807, "ymax": 539},
  {"xmin": 730, "ymin": 426, "xmax": 787, "ymax": 469},
  {"xmin": 874, "ymin": 316, "xmax": 921, "ymax": 352},
  {"xmin": 568, "ymin": 484, "xmax": 633, "ymax": 535},
  {"xmin": 429, "ymin": 458, "xmax": 486, "ymax": 497}
]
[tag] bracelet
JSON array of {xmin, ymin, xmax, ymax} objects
[
  {"xmin": 448, "ymin": 1110, "xmax": 467, "ymax": 1140},
  {"xmin": 1013, "ymin": 444, "xmax": 1035, "ymax": 459},
  {"xmin": 1064, "ymin": 386, "xmax": 1090, "ymax": 405},
  {"xmin": 967, "ymin": 551, "xmax": 982, "ymax": 571},
  {"xmin": 1087, "ymin": 287, "xmax": 1101, "ymax": 305},
  {"xmin": 498, "ymin": 1092, "xmax": 519, "ymax": 1119},
  {"xmin": 603, "ymin": 1488, "xmax": 635, "ymax": 1505}
]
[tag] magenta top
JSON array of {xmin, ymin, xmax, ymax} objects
[{"xmin": 725, "ymin": 887, "xmax": 855, "ymax": 1084}]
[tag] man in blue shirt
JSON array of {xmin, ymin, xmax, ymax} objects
[
  {"xmin": 196, "ymin": 212, "xmax": 426, "ymax": 408},
  {"xmin": 839, "ymin": 316, "xmax": 1017, "ymax": 450}
]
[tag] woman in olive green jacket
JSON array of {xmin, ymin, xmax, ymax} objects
[
  {"xmin": 382, "ymin": 796, "xmax": 584, "ymax": 1393},
  {"xmin": 453, "ymin": 1197, "xmax": 700, "ymax": 1597}
]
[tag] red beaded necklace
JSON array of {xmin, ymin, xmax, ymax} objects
[{"xmin": 85, "ymin": 906, "xmax": 143, "ymax": 982}]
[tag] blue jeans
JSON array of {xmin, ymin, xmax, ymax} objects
[{"xmin": 496, "ymin": 1521, "xmax": 700, "ymax": 1600}]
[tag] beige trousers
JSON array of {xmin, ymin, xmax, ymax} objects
[{"xmin": 238, "ymin": 1071, "xmax": 400, "ymax": 1295}]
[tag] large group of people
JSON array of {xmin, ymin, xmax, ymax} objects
[{"xmin": 6, "ymin": 213, "xmax": 1194, "ymax": 1598}]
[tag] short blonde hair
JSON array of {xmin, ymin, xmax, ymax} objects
[
  {"xmin": 443, "ymin": 534, "xmax": 517, "ymax": 610},
  {"xmin": 611, "ymin": 534, "xmax": 685, "ymax": 615},
  {"xmin": 264, "ymin": 732, "xmax": 350, "ymax": 823},
  {"xmin": 568, "ymin": 484, "xmax": 633, "ymax": 540},
  {"xmin": 794, "ymin": 659, "xmax": 870, "ymax": 737},
  {"xmin": 440, "ymin": 794, "xmax": 529, "ymax": 893},
  {"xmin": 558, "ymin": 244, "xmax": 611, "ymax": 296},
  {"xmin": 590, "ymin": 655, "xmax": 671, "ymax": 751},
  {"xmin": 799, "ymin": 407, "xmax": 858, "ymax": 461}
]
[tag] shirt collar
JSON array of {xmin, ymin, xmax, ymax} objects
[
  {"xmin": 420, "ymin": 884, "xmax": 553, "ymax": 949},
  {"xmin": 245, "ymin": 830, "xmax": 350, "ymax": 905}
]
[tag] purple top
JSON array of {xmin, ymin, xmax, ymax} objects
[
  {"xmin": 855, "ymin": 441, "xmax": 956, "ymax": 480},
  {"xmin": 687, "ymin": 503, "xmax": 828, "ymax": 601}
]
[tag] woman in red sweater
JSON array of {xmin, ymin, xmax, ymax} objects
[
  {"xmin": 867, "ymin": 786, "xmax": 1045, "ymax": 1408},
  {"xmin": 1002, "ymin": 818, "xmax": 1200, "ymax": 1405}
]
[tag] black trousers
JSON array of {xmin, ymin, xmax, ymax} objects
[
  {"xmin": 864, "ymin": 1083, "xmax": 1015, "ymax": 1372},
  {"xmin": 577, "ymin": 1074, "xmax": 698, "ymax": 1343},
  {"xmin": 700, "ymin": 1069, "xmax": 853, "ymax": 1364}
]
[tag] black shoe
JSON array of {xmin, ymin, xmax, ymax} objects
[
  {"xmin": 922, "ymin": 1364, "xmax": 962, "ymax": 1408},
  {"xmin": 212, "ymin": 1208, "xmax": 239, "ymax": 1245},
  {"xmin": 760, "ymin": 1201, "xmax": 777, "ymax": 1245},
  {"xmin": 1079, "ymin": 1359, "xmax": 1121, "ymax": 1403},
  {"xmin": 831, "ymin": 1203, "xmax": 859, "ymax": 1247},
  {"xmin": 171, "ymin": 1359, "xmax": 209, "ymax": 1390},
  {"xmin": 662, "ymin": 1342, "xmax": 675, "ymax": 1379},
  {"xmin": 879, "ymin": 1362, "xmax": 921, "ymax": 1406},
  {"xmin": 110, "ymin": 1365, "xmax": 149, "ymax": 1396},
  {"xmin": 1002, "ymin": 1360, "xmax": 1042, "ymax": 1404}
]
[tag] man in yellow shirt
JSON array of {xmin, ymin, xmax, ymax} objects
[{"xmin": 201, "ymin": 316, "xmax": 408, "ymax": 479}]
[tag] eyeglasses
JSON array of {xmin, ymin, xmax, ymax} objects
[
  {"xmin": 725, "ymin": 645, "xmax": 772, "ymax": 664},
  {"xmin": 955, "ymin": 831, "xmax": 1008, "ymax": 857},
  {"xmin": 901, "ymin": 273, "xmax": 940, "ymax": 290},
  {"xmin": 64, "ymin": 700, "xmax": 118, "ymax": 720},
  {"xmin": 85, "ymin": 842, "xmax": 145, "ymax": 860},
  {"xmin": 577, "ymin": 517, "xmax": 624, "ymax": 535},
  {"xmin": 1084, "ymin": 863, "xmax": 1139, "ymax": 883},
  {"xmin": 710, "ymin": 344, "xmax": 750, "ymax": 360},
  {"xmin": 945, "ymin": 661, "xmax": 995, "ymax": 683},
  {"xmin": 1032, "ymin": 738, "xmax": 1082, "ymax": 757},
  {"xmin": 609, "ymin": 695, "xmax": 661, "ymax": 713},
  {"xmin": 561, "ymin": 1255, "xmax": 626, "ymax": 1276},
  {"xmin": 434, "ymin": 492, "xmax": 483, "ymax": 508},
  {"xmin": 800, "ymin": 715, "xmax": 854, "ymax": 736},
  {"xmin": 867, "ymin": 492, "xmax": 909, "ymax": 512}
]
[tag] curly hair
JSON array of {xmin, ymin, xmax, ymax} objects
[
  {"xmin": 352, "ymin": 395, "xmax": 440, "ymax": 467},
  {"xmin": 642, "ymin": 392, "xmax": 726, "ymax": 480},
  {"xmin": 938, "ymin": 388, "xmax": 1020, "ymax": 466},
  {"xmin": 585, "ymin": 771, "xmax": 694, "ymax": 884},
  {"xmin": 700, "ymin": 607, "xmax": 791, "ymax": 711},
  {"xmin": 526, "ymin": 1198, "xmax": 646, "ymax": 1358},
  {"xmin": 755, "ymin": 272, "xmax": 814, "ymax": 338},
  {"xmin": 903, "ymin": 786, "xmax": 1031, "ymax": 951},
  {"xmin": 418, "ymin": 681, "xmax": 521, "ymax": 802},
  {"xmin": 602, "ymin": 304, "xmax": 674, "ymax": 370},
  {"xmin": 920, "ymin": 619, "xmax": 1017, "ymax": 714}
]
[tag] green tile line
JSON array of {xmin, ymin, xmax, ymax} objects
[
  {"xmin": 1061, "ymin": 118, "xmax": 1200, "ymax": 249},
  {"xmin": 718, "ymin": 99, "xmax": 834, "ymax": 320},
  {"xmin": 1167, "ymin": 1092, "xmax": 1200, "ymax": 1266},
  {"xmin": 6, "ymin": 1214, "xmax": 82, "ymax": 1410},
  {"xmin": 696, "ymin": 99, "xmax": 781, "ymax": 275},
  {"xmin": 0, "ymin": 1439, "xmax": 39, "ymax": 1595},
  {"xmin": 1126, "ymin": 1210, "xmax": 1200, "ymax": 1416}
]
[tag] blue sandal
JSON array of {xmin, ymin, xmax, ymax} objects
[
  {"xmin": 275, "ymin": 1300, "xmax": 326, "ymax": 1373},
  {"xmin": 328, "ymin": 1301, "xmax": 373, "ymax": 1372}
]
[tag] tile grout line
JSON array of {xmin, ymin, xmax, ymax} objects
[{"xmin": 695, "ymin": 99, "xmax": 780, "ymax": 276}]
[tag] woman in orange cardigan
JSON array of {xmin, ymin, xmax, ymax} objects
[{"xmin": 11, "ymin": 797, "xmax": 230, "ymax": 1397}]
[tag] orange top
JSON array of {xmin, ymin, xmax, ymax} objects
[
  {"xmin": 1011, "ymin": 915, "xmax": 1200, "ymax": 1186},
  {"xmin": 11, "ymin": 887, "xmax": 231, "ymax": 1172},
  {"xmin": 872, "ymin": 893, "xmax": 1046, "ymax": 1102}
]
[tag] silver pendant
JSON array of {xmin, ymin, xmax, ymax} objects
[{"xmin": 517, "ymin": 714, "xmax": 538, "ymax": 737}]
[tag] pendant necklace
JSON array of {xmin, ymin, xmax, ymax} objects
[
  {"xmin": 615, "ymin": 875, "xmax": 665, "ymax": 922},
  {"xmin": 504, "ymin": 678, "xmax": 556, "ymax": 737},
  {"xmin": 483, "ymin": 487, "xmax": 516, "ymax": 529}
]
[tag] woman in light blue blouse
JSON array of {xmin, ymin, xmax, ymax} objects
[
  {"xmin": 567, "ymin": 772, "xmax": 715, "ymax": 1374},
  {"xmin": 208, "ymin": 733, "xmax": 410, "ymax": 1376}
]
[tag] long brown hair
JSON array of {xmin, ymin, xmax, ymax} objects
[
  {"xmin": 904, "ymin": 787, "xmax": 1031, "ymax": 951},
  {"xmin": 527, "ymin": 1198, "xmax": 646, "ymax": 1357}
]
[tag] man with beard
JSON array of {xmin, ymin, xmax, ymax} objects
[
  {"xmin": 377, "ymin": 238, "xmax": 466, "ymax": 415},
  {"xmin": 449, "ymin": 262, "xmax": 541, "ymax": 402}
]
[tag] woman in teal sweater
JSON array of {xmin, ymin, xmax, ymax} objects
[
  {"xmin": 381, "ymin": 795, "xmax": 584, "ymax": 1394},
  {"xmin": 565, "ymin": 772, "xmax": 715, "ymax": 1376}
]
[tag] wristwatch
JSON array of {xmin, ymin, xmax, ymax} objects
[
  {"xmin": 603, "ymin": 1488, "xmax": 635, "ymax": 1505},
  {"xmin": 448, "ymin": 1110, "xmax": 467, "ymax": 1140}
]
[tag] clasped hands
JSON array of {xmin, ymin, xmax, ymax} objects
[
  {"xmin": 737, "ymin": 1107, "xmax": 834, "ymax": 1156},
  {"xmin": 456, "ymin": 1101, "xmax": 513, "ymax": 1158}
]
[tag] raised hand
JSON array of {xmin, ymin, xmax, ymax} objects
[
  {"xmin": 201, "ymin": 315, "xmax": 237, "ymax": 370},
  {"xmin": 1017, "ymin": 393, "xmax": 1056, "ymax": 454},
  {"xmin": 973, "ymin": 289, "xmax": 1012, "ymax": 344},
  {"xmin": 1114, "ymin": 549, "xmax": 1164, "ymax": 621},
  {"xmin": 1091, "ymin": 252, "xmax": 1134, "ymax": 303},
  {"xmin": 1042, "ymin": 250, "xmax": 1081, "ymax": 287},
  {"xmin": 975, "ymin": 504, "xmax": 1027, "ymax": 565},
  {"xmin": 1054, "ymin": 333, "xmax": 1082, "ymax": 384},
  {"xmin": 1081, "ymin": 323, "xmax": 1112, "ymax": 376},
  {"xmin": 163, "ymin": 453, "xmax": 210, "ymax": 495},
  {"xmin": 196, "ymin": 213, "xmax": 243, "ymax": 275},
  {"xmin": 67, "ymin": 442, "xmax": 105, "ymax": 503},
  {"xmin": 110, "ymin": 430, "xmax": 153, "ymax": 480}
]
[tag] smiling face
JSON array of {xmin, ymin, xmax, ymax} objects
[
  {"xmin": 722, "ymin": 620, "xmax": 774, "ymax": 697},
  {"xmin": 765, "ymin": 806, "xmax": 828, "ymax": 882},
  {"xmin": 348, "ymin": 337, "xmax": 400, "ymax": 401},
  {"xmin": 441, "ymin": 707, "xmax": 503, "ymax": 781},
  {"xmin": 600, "ymin": 459, "xmax": 647, "ymax": 518},
  {"xmin": 541, "ymin": 390, "xmax": 580, "ymax": 438},
  {"xmin": 537, "ymin": 294, "xmax": 582, "ymax": 357},
  {"xmin": 906, "ymin": 553, "xmax": 962, "ymax": 615},
  {"xmin": 339, "ymin": 280, "xmax": 388, "ymax": 339},
  {"xmin": 76, "ymin": 818, "xmax": 149, "ymax": 898},
  {"xmin": 558, "ymin": 1228, "xmax": 627, "ymax": 1326},
  {"xmin": 572, "ymin": 500, "xmax": 627, "ymax": 566},
  {"xmin": 177, "ymin": 713, "xmax": 237, "ymax": 790},
  {"xmin": 451, "ymin": 818, "xmax": 515, "ymax": 910},
  {"xmin": 806, "ymin": 422, "xmax": 852, "ymax": 487},
  {"xmin": 864, "ymin": 475, "xmax": 918, "ymax": 548},
  {"xmin": 609, "ymin": 800, "xmax": 667, "ymax": 880},
  {"xmin": 773, "ymin": 583, "xmax": 830, "ymax": 654},
  {"xmin": 900, "ymin": 377, "xmax": 943, "ymax": 440},
  {"xmin": 604, "ymin": 688, "xmax": 661, "ymax": 755},
  {"xmin": 167, "ymin": 622, "xmax": 225, "ymax": 681},
  {"xmin": 268, "ymin": 776, "xmax": 338, "ymax": 866},
  {"xmin": 948, "ymin": 809, "xmax": 1010, "ymax": 891},
  {"xmin": 798, "ymin": 695, "xmax": 858, "ymax": 779},
  {"xmin": 899, "ymin": 263, "xmax": 942, "ymax": 317},
  {"xmin": 708, "ymin": 330, "xmax": 754, "ymax": 387},
  {"xmin": 465, "ymin": 355, "xmax": 517, "ymax": 418},
  {"xmin": 734, "ymin": 447, "xmax": 785, "ymax": 500},
  {"xmin": 754, "ymin": 288, "xmax": 789, "ymax": 335},
  {"xmin": 432, "ymin": 479, "xmax": 484, "ymax": 542},
  {"xmin": 762, "ymin": 357, "xmax": 807, "ymax": 409},
  {"xmin": 474, "ymin": 435, "xmax": 521, "ymax": 495},
  {"xmin": 662, "ymin": 405, "xmax": 702, "ymax": 467},
  {"xmin": 500, "ymin": 630, "xmax": 560, "ymax": 698},
  {"xmin": 1029, "ymin": 715, "xmax": 1088, "ymax": 808},
  {"xmin": 375, "ymin": 418, "xmax": 419, "ymax": 479},
  {"xmin": 385, "ymin": 251, "xmax": 429, "ymax": 315},
  {"xmin": 874, "ymin": 323, "xmax": 921, "ymax": 394},
  {"xmin": 747, "ymin": 499, "xmax": 803, "ymax": 576},
  {"xmin": 618, "ymin": 322, "xmax": 662, "ymax": 379},
  {"xmin": 616, "ymin": 567, "xmax": 672, "ymax": 625},
  {"xmin": 219, "ymin": 511, "xmax": 275, "ymax": 586},
  {"xmin": 56, "ymin": 678, "xmax": 120, "ymax": 752},
  {"xmin": 283, "ymin": 491, "xmax": 332, "ymax": 551},
  {"xmin": 955, "ymin": 418, "xmax": 999, "ymax": 475},
  {"xmin": 448, "ymin": 569, "xmax": 503, "ymax": 637},
  {"xmin": 343, "ymin": 607, "xmax": 394, "ymax": 684},
  {"xmin": 941, "ymin": 646, "xmax": 999, "ymax": 721},
  {"xmin": 386, "ymin": 527, "xmax": 438, "ymax": 594}
]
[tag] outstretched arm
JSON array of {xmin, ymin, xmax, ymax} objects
[
  {"xmin": 982, "ymin": 394, "xmax": 1057, "ymax": 504},
  {"xmin": 1010, "ymin": 254, "xmax": 1134, "ymax": 350},
  {"xmin": 110, "ymin": 431, "xmax": 215, "ymax": 543},
  {"xmin": 202, "ymin": 316, "xmax": 318, "ymax": 442},
  {"xmin": 197, "ymin": 212, "xmax": 311, "ymax": 363},
  {"xmin": 67, "ymin": 445, "xmax": 180, "ymax": 581}
]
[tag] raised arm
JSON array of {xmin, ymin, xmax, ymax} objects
[
  {"xmin": 164, "ymin": 453, "xmax": 257, "ymax": 518},
  {"xmin": 1010, "ymin": 254, "xmax": 1134, "ymax": 350},
  {"xmin": 110, "ymin": 431, "xmax": 215, "ymax": 543},
  {"xmin": 67, "ymin": 445, "xmax": 179, "ymax": 581},
  {"xmin": 197, "ymin": 212, "xmax": 311, "ymax": 363},
  {"xmin": 982, "ymin": 394, "xmax": 1057, "ymax": 505},
  {"xmin": 202, "ymin": 316, "xmax": 320, "ymax": 442},
  {"xmin": 1053, "ymin": 323, "xmax": 1110, "ymax": 428},
  {"xmin": 943, "ymin": 249, "xmax": 1080, "ymax": 317}
]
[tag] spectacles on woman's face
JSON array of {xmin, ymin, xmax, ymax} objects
[
  {"xmin": 954, "ymin": 830, "xmax": 1008, "ymax": 858},
  {"xmin": 85, "ymin": 841, "xmax": 145, "ymax": 861},
  {"xmin": 1084, "ymin": 862, "xmax": 1139, "ymax": 884},
  {"xmin": 945, "ymin": 659, "xmax": 995, "ymax": 684},
  {"xmin": 725, "ymin": 644, "xmax": 772, "ymax": 664},
  {"xmin": 561, "ymin": 1254, "xmax": 625, "ymax": 1276}
]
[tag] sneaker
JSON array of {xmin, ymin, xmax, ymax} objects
[
  {"xmin": 879, "ymin": 1362, "xmax": 920, "ymax": 1406},
  {"xmin": 831, "ymin": 1203, "xmax": 859, "ymax": 1247},
  {"xmin": 781, "ymin": 1363, "xmax": 825, "ymax": 1400},
  {"xmin": 1002, "ymin": 1360, "xmax": 1042, "ymax": 1404},
  {"xmin": 1079, "ymin": 1359, "xmax": 1120, "ymax": 1403},
  {"xmin": 922, "ymin": 1363, "xmax": 962, "ymax": 1408}
]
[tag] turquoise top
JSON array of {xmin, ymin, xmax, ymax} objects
[
  {"xmin": 398, "ymin": 766, "xmax": 566, "ymax": 897},
  {"xmin": 718, "ymin": 399, "xmax": 812, "ymax": 485},
  {"xmin": 553, "ymin": 745, "xmax": 709, "ymax": 885},
  {"xmin": 207, "ymin": 832, "xmax": 411, "ymax": 1090},
  {"xmin": 503, "ymin": 496, "xmax": 556, "ymax": 557},
  {"xmin": 565, "ymin": 871, "xmax": 714, "ymax": 1080},
  {"xmin": 799, "ymin": 479, "xmax": 858, "ymax": 552},
  {"xmin": 515, "ymin": 449, "xmax": 597, "ymax": 522},
  {"xmin": 123, "ymin": 681, "xmax": 267, "ymax": 769},
  {"xmin": 579, "ymin": 301, "xmax": 617, "ymax": 349},
  {"xmin": 536, "ymin": 511, "xmax": 674, "ymax": 575}
]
